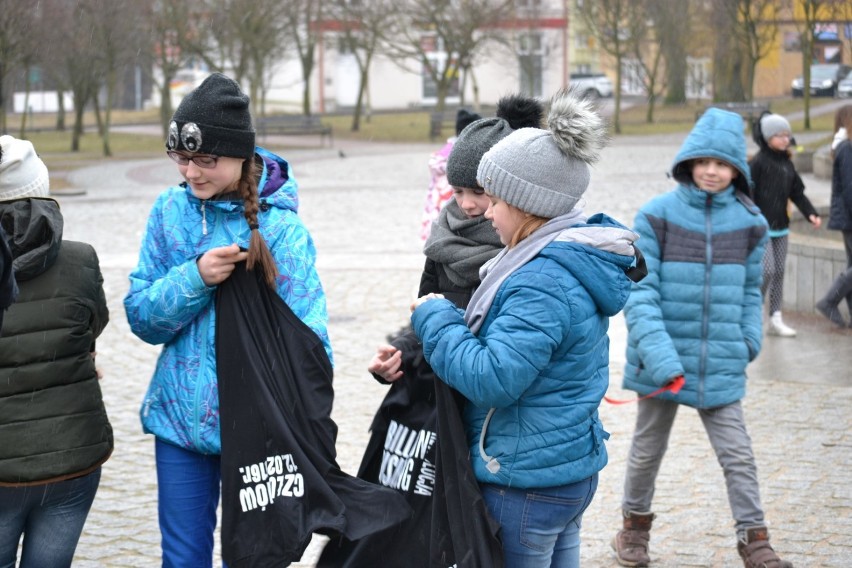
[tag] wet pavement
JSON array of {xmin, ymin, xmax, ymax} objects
[{"xmin": 49, "ymin": 130, "xmax": 852, "ymax": 567}]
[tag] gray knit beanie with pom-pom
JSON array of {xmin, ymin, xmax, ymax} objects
[{"xmin": 476, "ymin": 88, "xmax": 609, "ymax": 218}]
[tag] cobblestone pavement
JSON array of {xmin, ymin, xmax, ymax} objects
[{"xmin": 54, "ymin": 132, "xmax": 851, "ymax": 567}]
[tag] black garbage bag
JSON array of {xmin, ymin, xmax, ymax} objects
[
  {"xmin": 216, "ymin": 262, "xmax": 411, "ymax": 567},
  {"xmin": 317, "ymin": 330, "xmax": 503, "ymax": 568}
]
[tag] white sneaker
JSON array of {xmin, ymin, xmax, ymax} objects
[{"xmin": 768, "ymin": 311, "xmax": 796, "ymax": 337}]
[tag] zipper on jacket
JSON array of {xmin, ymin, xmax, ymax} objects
[
  {"xmin": 699, "ymin": 194, "xmax": 712, "ymax": 406},
  {"xmin": 201, "ymin": 201, "xmax": 208, "ymax": 235}
]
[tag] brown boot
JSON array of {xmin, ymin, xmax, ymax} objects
[
  {"xmin": 612, "ymin": 511, "xmax": 655, "ymax": 567},
  {"xmin": 737, "ymin": 527, "xmax": 793, "ymax": 568}
]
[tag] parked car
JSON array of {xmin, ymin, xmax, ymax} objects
[
  {"xmin": 569, "ymin": 73, "xmax": 614, "ymax": 99},
  {"xmin": 838, "ymin": 70, "xmax": 852, "ymax": 98},
  {"xmin": 791, "ymin": 64, "xmax": 852, "ymax": 97}
]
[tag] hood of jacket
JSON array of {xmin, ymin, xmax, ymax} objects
[
  {"xmin": 181, "ymin": 146, "xmax": 299, "ymax": 214},
  {"xmin": 671, "ymin": 108, "xmax": 752, "ymax": 195},
  {"xmin": 0, "ymin": 198, "xmax": 63, "ymax": 282},
  {"xmin": 540, "ymin": 213, "xmax": 639, "ymax": 317}
]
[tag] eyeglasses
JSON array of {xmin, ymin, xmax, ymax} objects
[{"xmin": 166, "ymin": 151, "xmax": 219, "ymax": 169}]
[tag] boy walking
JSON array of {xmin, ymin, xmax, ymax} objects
[{"xmin": 612, "ymin": 108, "xmax": 792, "ymax": 568}]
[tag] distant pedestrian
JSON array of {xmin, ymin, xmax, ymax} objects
[
  {"xmin": 749, "ymin": 111, "xmax": 821, "ymax": 337},
  {"xmin": 816, "ymin": 104, "xmax": 852, "ymax": 328},
  {"xmin": 124, "ymin": 73, "xmax": 331, "ymax": 567},
  {"xmin": 613, "ymin": 108, "xmax": 791, "ymax": 568},
  {"xmin": 412, "ymin": 89, "xmax": 642, "ymax": 568},
  {"xmin": 0, "ymin": 135, "xmax": 112, "ymax": 568}
]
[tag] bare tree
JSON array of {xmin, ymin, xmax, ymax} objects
[
  {"xmin": 281, "ymin": 0, "xmax": 325, "ymax": 116},
  {"xmin": 646, "ymin": 0, "xmax": 690, "ymax": 105},
  {"xmin": 384, "ymin": 0, "xmax": 514, "ymax": 113},
  {"xmin": 716, "ymin": 0, "xmax": 778, "ymax": 102},
  {"xmin": 0, "ymin": 2, "xmax": 39, "ymax": 132},
  {"xmin": 793, "ymin": 0, "xmax": 840, "ymax": 130},
  {"xmin": 621, "ymin": 1, "xmax": 666, "ymax": 123},
  {"xmin": 144, "ymin": 0, "xmax": 198, "ymax": 136},
  {"xmin": 578, "ymin": 0, "xmax": 638, "ymax": 133},
  {"xmin": 328, "ymin": 0, "xmax": 395, "ymax": 131}
]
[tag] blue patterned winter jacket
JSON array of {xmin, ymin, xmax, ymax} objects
[
  {"xmin": 125, "ymin": 147, "xmax": 331, "ymax": 455},
  {"xmin": 623, "ymin": 108, "xmax": 768, "ymax": 409}
]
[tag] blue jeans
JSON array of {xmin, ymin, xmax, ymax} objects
[
  {"xmin": 481, "ymin": 475, "xmax": 598, "ymax": 568},
  {"xmin": 155, "ymin": 438, "xmax": 224, "ymax": 568},
  {"xmin": 0, "ymin": 468, "xmax": 101, "ymax": 568}
]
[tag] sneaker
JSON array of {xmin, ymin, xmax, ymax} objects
[{"xmin": 768, "ymin": 311, "xmax": 796, "ymax": 337}]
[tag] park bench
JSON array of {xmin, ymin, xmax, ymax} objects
[
  {"xmin": 695, "ymin": 101, "xmax": 770, "ymax": 133},
  {"xmin": 429, "ymin": 111, "xmax": 458, "ymax": 141},
  {"xmin": 256, "ymin": 114, "xmax": 333, "ymax": 146}
]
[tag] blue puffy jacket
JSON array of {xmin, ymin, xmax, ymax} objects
[
  {"xmin": 125, "ymin": 147, "xmax": 331, "ymax": 454},
  {"xmin": 413, "ymin": 215, "xmax": 637, "ymax": 490},
  {"xmin": 623, "ymin": 108, "xmax": 768, "ymax": 409}
]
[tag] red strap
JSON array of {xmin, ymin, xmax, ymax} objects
[{"xmin": 604, "ymin": 375, "xmax": 685, "ymax": 405}]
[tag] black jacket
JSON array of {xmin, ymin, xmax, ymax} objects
[
  {"xmin": 0, "ymin": 198, "xmax": 111, "ymax": 486},
  {"xmin": 216, "ymin": 262, "xmax": 410, "ymax": 567},
  {"xmin": 0, "ymin": 225, "xmax": 16, "ymax": 331}
]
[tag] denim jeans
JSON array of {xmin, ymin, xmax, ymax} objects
[
  {"xmin": 155, "ymin": 438, "xmax": 225, "ymax": 568},
  {"xmin": 622, "ymin": 398, "xmax": 765, "ymax": 532},
  {"xmin": 481, "ymin": 474, "xmax": 598, "ymax": 568},
  {"xmin": 0, "ymin": 468, "xmax": 101, "ymax": 568}
]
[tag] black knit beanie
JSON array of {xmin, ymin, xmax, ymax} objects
[
  {"xmin": 446, "ymin": 95, "xmax": 544, "ymax": 190},
  {"xmin": 166, "ymin": 73, "xmax": 256, "ymax": 159}
]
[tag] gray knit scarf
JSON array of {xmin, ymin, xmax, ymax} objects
[
  {"xmin": 422, "ymin": 200, "xmax": 504, "ymax": 289},
  {"xmin": 464, "ymin": 208, "xmax": 588, "ymax": 334}
]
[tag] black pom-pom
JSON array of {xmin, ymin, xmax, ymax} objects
[{"xmin": 496, "ymin": 94, "xmax": 545, "ymax": 130}]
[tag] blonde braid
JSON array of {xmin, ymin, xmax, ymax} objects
[{"xmin": 239, "ymin": 157, "xmax": 278, "ymax": 288}]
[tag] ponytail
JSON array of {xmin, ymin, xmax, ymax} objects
[{"xmin": 238, "ymin": 157, "xmax": 278, "ymax": 288}]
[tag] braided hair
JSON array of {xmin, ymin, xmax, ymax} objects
[{"xmin": 238, "ymin": 157, "xmax": 278, "ymax": 288}]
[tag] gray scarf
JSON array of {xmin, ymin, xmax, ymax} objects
[
  {"xmin": 423, "ymin": 200, "xmax": 503, "ymax": 289},
  {"xmin": 463, "ymin": 208, "xmax": 587, "ymax": 334}
]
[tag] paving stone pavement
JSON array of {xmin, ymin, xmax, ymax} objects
[{"xmin": 51, "ymin": 132, "xmax": 851, "ymax": 567}]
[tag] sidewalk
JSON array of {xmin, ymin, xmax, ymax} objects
[{"xmin": 53, "ymin": 132, "xmax": 851, "ymax": 567}]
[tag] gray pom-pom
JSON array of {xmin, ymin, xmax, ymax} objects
[{"xmin": 546, "ymin": 87, "xmax": 610, "ymax": 164}]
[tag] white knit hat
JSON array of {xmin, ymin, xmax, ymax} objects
[{"xmin": 0, "ymin": 135, "xmax": 50, "ymax": 201}]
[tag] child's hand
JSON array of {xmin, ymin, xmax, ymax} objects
[
  {"xmin": 368, "ymin": 344, "xmax": 404, "ymax": 382},
  {"xmin": 197, "ymin": 244, "xmax": 249, "ymax": 286},
  {"xmin": 410, "ymin": 293, "xmax": 445, "ymax": 313},
  {"xmin": 808, "ymin": 214, "xmax": 821, "ymax": 229}
]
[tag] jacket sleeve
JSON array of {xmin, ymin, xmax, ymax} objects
[
  {"xmin": 412, "ymin": 271, "xmax": 567, "ymax": 409},
  {"xmin": 623, "ymin": 210, "xmax": 685, "ymax": 385},
  {"xmin": 741, "ymin": 226, "xmax": 767, "ymax": 360},
  {"xmin": 124, "ymin": 200, "xmax": 215, "ymax": 346},
  {"xmin": 836, "ymin": 144, "xmax": 852, "ymax": 217},
  {"xmin": 86, "ymin": 246, "xmax": 110, "ymax": 342},
  {"xmin": 418, "ymin": 257, "xmax": 439, "ymax": 297},
  {"xmin": 270, "ymin": 218, "xmax": 333, "ymax": 365},
  {"xmin": 788, "ymin": 168, "xmax": 819, "ymax": 220}
]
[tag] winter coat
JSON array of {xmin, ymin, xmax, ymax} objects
[
  {"xmin": 0, "ymin": 225, "xmax": 16, "ymax": 330},
  {"xmin": 125, "ymin": 147, "xmax": 331, "ymax": 455},
  {"xmin": 0, "ymin": 198, "xmax": 112, "ymax": 486},
  {"xmin": 829, "ymin": 139, "xmax": 852, "ymax": 231},
  {"xmin": 623, "ymin": 108, "xmax": 768, "ymax": 409},
  {"xmin": 748, "ymin": 147, "xmax": 818, "ymax": 233},
  {"xmin": 412, "ymin": 215, "xmax": 638, "ymax": 490}
]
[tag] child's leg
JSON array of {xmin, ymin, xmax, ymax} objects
[
  {"xmin": 762, "ymin": 236, "xmax": 787, "ymax": 315},
  {"xmin": 622, "ymin": 398, "xmax": 678, "ymax": 513},
  {"xmin": 155, "ymin": 438, "xmax": 221, "ymax": 568},
  {"xmin": 698, "ymin": 401, "xmax": 764, "ymax": 534}
]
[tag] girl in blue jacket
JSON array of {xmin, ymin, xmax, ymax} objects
[
  {"xmin": 124, "ymin": 73, "xmax": 331, "ymax": 567},
  {"xmin": 412, "ymin": 89, "xmax": 641, "ymax": 568},
  {"xmin": 613, "ymin": 108, "xmax": 791, "ymax": 568}
]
